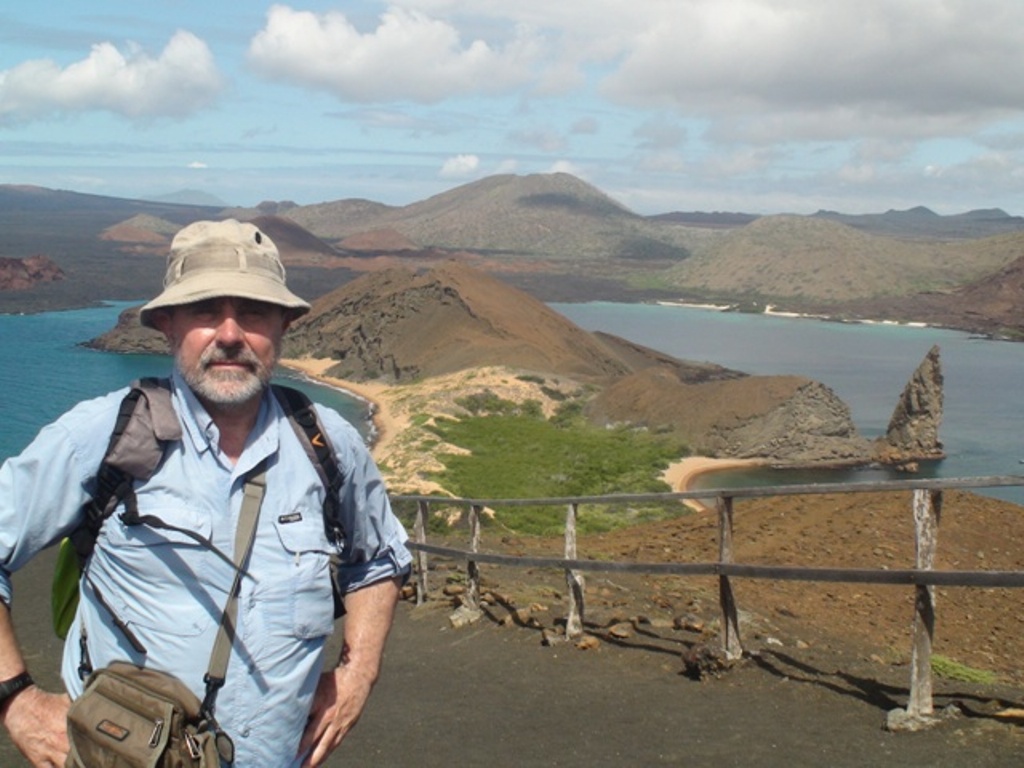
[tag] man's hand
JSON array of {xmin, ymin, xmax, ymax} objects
[
  {"xmin": 2, "ymin": 685, "xmax": 71, "ymax": 767},
  {"xmin": 297, "ymin": 575, "xmax": 402, "ymax": 767},
  {"xmin": 299, "ymin": 664, "xmax": 375, "ymax": 767}
]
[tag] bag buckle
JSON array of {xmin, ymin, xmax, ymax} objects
[
  {"xmin": 148, "ymin": 717, "xmax": 164, "ymax": 748},
  {"xmin": 185, "ymin": 730, "xmax": 202, "ymax": 760}
]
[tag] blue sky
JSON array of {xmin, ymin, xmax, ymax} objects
[{"xmin": 2, "ymin": 1, "xmax": 1024, "ymax": 215}]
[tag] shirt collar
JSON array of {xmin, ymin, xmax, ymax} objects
[{"xmin": 170, "ymin": 370, "xmax": 280, "ymax": 475}]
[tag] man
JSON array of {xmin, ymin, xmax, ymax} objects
[{"xmin": 0, "ymin": 219, "xmax": 411, "ymax": 766}]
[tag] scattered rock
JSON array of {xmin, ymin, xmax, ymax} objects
[
  {"xmin": 608, "ymin": 623, "xmax": 633, "ymax": 639},
  {"xmin": 681, "ymin": 644, "xmax": 731, "ymax": 680},
  {"xmin": 674, "ymin": 614, "xmax": 705, "ymax": 633},
  {"xmin": 884, "ymin": 704, "xmax": 961, "ymax": 732},
  {"xmin": 448, "ymin": 605, "xmax": 483, "ymax": 629},
  {"xmin": 575, "ymin": 635, "xmax": 601, "ymax": 651}
]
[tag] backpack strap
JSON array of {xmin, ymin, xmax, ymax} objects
[
  {"xmin": 70, "ymin": 377, "xmax": 179, "ymax": 566},
  {"xmin": 272, "ymin": 385, "xmax": 346, "ymax": 545}
]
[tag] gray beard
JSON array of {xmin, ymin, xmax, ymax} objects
[{"xmin": 178, "ymin": 347, "xmax": 273, "ymax": 409}]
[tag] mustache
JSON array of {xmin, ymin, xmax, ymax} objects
[{"xmin": 200, "ymin": 346, "xmax": 261, "ymax": 370}]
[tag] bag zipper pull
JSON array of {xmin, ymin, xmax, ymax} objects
[
  {"xmin": 185, "ymin": 730, "xmax": 203, "ymax": 759},
  {"xmin": 148, "ymin": 717, "xmax": 164, "ymax": 748}
]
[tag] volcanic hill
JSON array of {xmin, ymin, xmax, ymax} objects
[{"xmin": 284, "ymin": 261, "xmax": 896, "ymax": 464}]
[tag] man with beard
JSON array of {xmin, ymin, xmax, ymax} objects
[{"xmin": 0, "ymin": 219, "xmax": 411, "ymax": 767}]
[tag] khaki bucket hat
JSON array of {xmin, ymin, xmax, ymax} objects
[{"xmin": 139, "ymin": 219, "xmax": 310, "ymax": 328}]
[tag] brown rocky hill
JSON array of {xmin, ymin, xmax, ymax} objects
[
  {"xmin": 285, "ymin": 261, "xmax": 635, "ymax": 382},
  {"xmin": 285, "ymin": 172, "xmax": 693, "ymax": 262},
  {"xmin": 586, "ymin": 367, "xmax": 873, "ymax": 464},
  {"xmin": 0, "ymin": 255, "xmax": 64, "ymax": 291},
  {"xmin": 285, "ymin": 261, "xmax": 920, "ymax": 464},
  {"xmin": 877, "ymin": 252, "xmax": 1024, "ymax": 339},
  {"xmin": 665, "ymin": 215, "xmax": 1020, "ymax": 304}
]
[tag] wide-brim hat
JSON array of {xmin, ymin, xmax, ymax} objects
[{"xmin": 139, "ymin": 219, "xmax": 310, "ymax": 328}]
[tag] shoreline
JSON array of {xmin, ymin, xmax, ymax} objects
[
  {"xmin": 278, "ymin": 358, "xmax": 407, "ymax": 460},
  {"xmin": 281, "ymin": 357, "xmax": 765, "ymax": 502},
  {"xmin": 661, "ymin": 456, "xmax": 768, "ymax": 511}
]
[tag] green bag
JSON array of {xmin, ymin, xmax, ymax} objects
[{"xmin": 52, "ymin": 538, "xmax": 82, "ymax": 640}]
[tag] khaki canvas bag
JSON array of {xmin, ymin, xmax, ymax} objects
[
  {"xmin": 66, "ymin": 662, "xmax": 220, "ymax": 768},
  {"xmin": 65, "ymin": 467, "xmax": 267, "ymax": 767}
]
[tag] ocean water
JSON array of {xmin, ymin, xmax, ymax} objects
[
  {"xmin": 2, "ymin": 300, "xmax": 1022, "ymax": 505},
  {"xmin": 0, "ymin": 302, "xmax": 371, "ymax": 463},
  {"xmin": 551, "ymin": 302, "xmax": 1024, "ymax": 505}
]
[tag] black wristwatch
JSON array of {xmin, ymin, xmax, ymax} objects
[{"xmin": 0, "ymin": 672, "xmax": 33, "ymax": 709}]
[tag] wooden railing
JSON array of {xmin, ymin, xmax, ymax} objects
[{"xmin": 392, "ymin": 475, "xmax": 1024, "ymax": 727}]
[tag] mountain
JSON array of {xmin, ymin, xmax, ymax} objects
[
  {"xmin": 285, "ymin": 260, "xmax": 636, "ymax": 382},
  {"xmin": 831, "ymin": 248, "xmax": 1024, "ymax": 340},
  {"xmin": 662, "ymin": 215, "xmax": 1022, "ymax": 304},
  {"xmin": 812, "ymin": 206, "xmax": 1024, "ymax": 239},
  {"xmin": 2, "ymin": 177, "xmax": 1024, "ymax": 338},
  {"xmin": 285, "ymin": 173, "xmax": 693, "ymax": 262}
]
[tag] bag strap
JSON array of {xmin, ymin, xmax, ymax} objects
[
  {"xmin": 272, "ymin": 385, "xmax": 346, "ymax": 545},
  {"xmin": 201, "ymin": 465, "xmax": 267, "ymax": 725},
  {"xmin": 71, "ymin": 377, "xmax": 177, "ymax": 565}
]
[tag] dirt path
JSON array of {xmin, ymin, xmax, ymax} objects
[
  {"xmin": 4, "ymin": 511, "xmax": 1024, "ymax": 766},
  {"xmin": 341, "ymin": 598, "xmax": 1024, "ymax": 767}
]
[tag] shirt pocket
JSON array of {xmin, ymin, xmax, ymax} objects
[
  {"xmin": 269, "ymin": 513, "xmax": 337, "ymax": 640},
  {"xmin": 95, "ymin": 504, "xmax": 221, "ymax": 636}
]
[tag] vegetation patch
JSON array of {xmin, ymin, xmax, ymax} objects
[
  {"xmin": 425, "ymin": 399, "xmax": 689, "ymax": 535},
  {"xmin": 931, "ymin": 654, "xmax": 997, "ymax": 684}
]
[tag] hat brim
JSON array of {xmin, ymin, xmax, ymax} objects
[{"xmin": 139, "ymin": 270, "xmax": 311, "ymax": 328}]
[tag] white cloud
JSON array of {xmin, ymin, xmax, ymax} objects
[
  {"xmin": 439, "ymin": 153, "xmax": 480, "ymax": 177},
  {"xmin": 548, "ymin": 159, "xmax": 584, "ymax": 177},
  {"xmin": 601, "ymin": 0, "xmax": 1024, "ymax": 143},
  {"xmin": 187, "ymin": 161, "xmax": 208, "ymax": 169},
  {"xmin": 248, "ymin": 5, "xmax": 545, "ymax": 103},
  {"xmin": 0, "ymin": 31, "xmax": 222, "ymax": 122}
]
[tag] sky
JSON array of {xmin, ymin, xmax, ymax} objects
[{"xmin": 2, "ymin": 1, "xmax": 1024, "ymax": 216}]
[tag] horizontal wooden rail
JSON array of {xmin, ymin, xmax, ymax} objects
[
  {"xmin": 393, "ymin": 475, "xmax": 1024, "ymax": 730},
  {"xmin": 408, "ymin": 542, "xmax": 1024, "ymax": 587}
]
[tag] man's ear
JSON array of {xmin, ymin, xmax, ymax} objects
[{"xmin": 149, "ymin": 309, "xmax": 174, "ymax": 339}]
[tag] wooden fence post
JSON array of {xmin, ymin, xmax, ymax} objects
[
  {"xmin": 465, "ymin": 503, "xmax": 482, "ymax": 612},
  {"xmin": 414, "ymin": 500, "xmax": 429, "ymax": 605},
  {"xmin": 564, "ymin": 502, "xmax": 585, "ymax": 639},
  {"xmin": 907, "ymin": 489, "xmax": 942, "ymax": 718},
  {"xmin": 718, "ymin": 495, "xmax": 743, "ymax": 660}
]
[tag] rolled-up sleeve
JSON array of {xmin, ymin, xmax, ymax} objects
[{"xmin": 316, "ymin": 406, "xmax": 412, "ymax": 594}]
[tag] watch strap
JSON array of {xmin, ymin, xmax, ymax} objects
[{"xmin": 0, "ymin": 672, "xmax": 34, "ymax": 708}]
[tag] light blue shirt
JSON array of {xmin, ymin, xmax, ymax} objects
[{"xmin": 0, "ymin": 371, "xmax": 411, "ymax": 767}]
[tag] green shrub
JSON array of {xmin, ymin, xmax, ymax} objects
[
  {"xmin": 425, "ymin": 413, "xmax": 689, "ymax": 534},
  {"xmin": 931, "ymin": 655, "xmax": 997, "ymax": 684}
]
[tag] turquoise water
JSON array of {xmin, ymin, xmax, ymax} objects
[
  {"xmin": 3, "ymin": 301, "xmax": 1022, "ymax": 505},
  {"xmin": 552, "ymin": 302, "xmax": 1024, "ymax": 504},
  {"xmin": 0, "ymin": 302, "xmax": 370, "ymax": 462}
]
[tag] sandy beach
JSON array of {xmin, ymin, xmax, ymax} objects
[
  {"xmin": 280, "ymin": 357, "xmax": 407, "ymax": 457},
  {"xmin": 280, "ymin": 357, "xmax": 765, "ymax": 499}
]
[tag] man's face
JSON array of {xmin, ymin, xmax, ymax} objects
[{"xmin": 153, "ymin": 297, "xmax": 290, "ymax": 411}]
